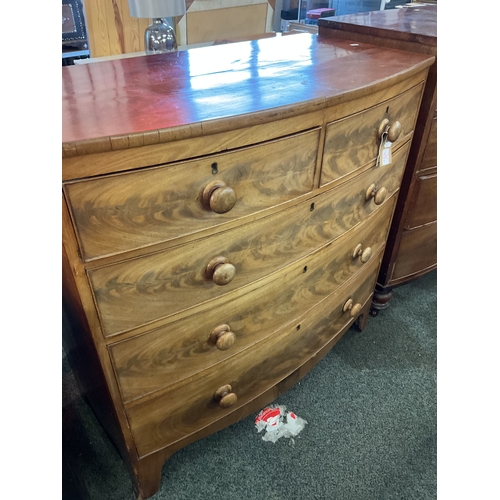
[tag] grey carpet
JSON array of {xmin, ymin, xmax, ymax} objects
[{"xmin": 63, "ymin": 269, "xmax": 437, "ymax": 500}]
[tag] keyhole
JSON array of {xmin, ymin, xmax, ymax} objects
[
  {"xmin": 386, "ymin": 106, "xmax": 389, "ymax": 113},
  {"xmin": 211, "ymin": 162, "xmax": 218, "ymax": 175},
  {"xmin": 303, "ymin": 266, "xmax": 308, "ymax": 273},
  {"xmin": 310, "ymin": 203, "xmax": 315, "ymax": 211}
]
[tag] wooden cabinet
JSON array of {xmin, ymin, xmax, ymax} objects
[
  {"xmin": 62, "ymin": 34, "xmax": 433, "ymax": 499},
  {"xmin": 318, "ymin": 4, "xmax": 438, "ymax": 314}
]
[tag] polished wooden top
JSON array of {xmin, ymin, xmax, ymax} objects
[
  {"xmin": 62, "ymin": 33, "xmax": 433, "ymax": 153},
  {"xmin": 319, "ymin": 6, "xmax": 436, "ymax": 46}
]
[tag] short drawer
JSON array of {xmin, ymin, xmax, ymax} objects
[
  {"xmin": 405, "ymin": 172, "xmax": 437, "ymax": 229},
  {"xmin": 125, "ymin": 256, "xmax": 380, "ymax": 458},
  {"xmin": 110, "ymin": 197, "xmax": 395, "ymax": 403},
  {"xmin": 90, "ymin": 141, "xmax": 409, "ymax": 337},
  {"xmin": 64, "ymin": 128, "xmax": 320, "ymax": 262},
  {"xmin": 321, "ymin": 83, "xmax": 423, "ymax": 186}
]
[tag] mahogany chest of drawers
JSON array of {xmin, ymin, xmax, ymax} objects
[
  {"xmin": 319, "ymin": 5, "xmax": 438, "ymax": 313},
  {"xmin": 62, "ymin": 33, "xmax": 433, "ymax": 498}
]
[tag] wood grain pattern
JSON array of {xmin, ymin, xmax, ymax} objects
[
  {"xmin": 62, "ymin": 34, "xmax": 433, "ymax": 499},
  {"xmin": 391, "ymin": 222, "xmax": 437, "ymax": 282},
  {"xmin": 62, "ymin": 196, "xmax": 142, "ymax": 478},
  {"xmin": 420, "ymin": 114, "xmax": 437, "ymax": 172},
  {"xmin": 89, "ymin": 141, "xmax": 409, "ymax": 337},
  {"xmin": 125, "ymin": 256, "xmax": 380, "ymax": 457},
  {"xmin": 61, "ymin": 69, "xmax": 426, "ymax": 183},
  {"xmin": 83, "ymin": 0, "xmax": 149, "ymax": 57},
  {"xmin": 319, "ymin": 5, "xmax": 438, "ymax": 305},
  {"xmin": 318, "ymin": 5, "xmax": 437, "ymax": 48},
  {"xmin": 123, "ymin": 294, "xmax": 373, "ymax": 499},
  {"xmin": 64, "ymin": 129, "xmax": 320, "ymax": 261},
  {"xmin": 321, "ymin": 83, "xmax": 422, "ymax": 186},
  {"xmin": 62, "ymin": 34, "xmax": 433, "ymax": 148},
  {"xmin": 405, "ymin": 172, "xmax": 436, "ymax": 229},
  {"xmin": 110, "ymin": 198, "xmax": 395, "ymax": 402}
]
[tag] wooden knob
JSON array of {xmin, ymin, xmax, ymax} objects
[
  {"xmin": 209, "ymin": 324, "xmax": 236, "ymax": 351},
  {"xmin": 388, "ymin": 121, "xmax": 402, "ymax": 142},
  {"xmin": 361, "ymin": 247, "xmax": 372, "ymax": 263},
  {"xmin": 378, "ymin": 119, "xmax": 402, "ymax": 143},
  {"xmin": 205, "ymin": 256, "xmax": 236, "ymax": 286},
  {"xmin": 213, "ymin": 263, "xmax": 236, "ymax": 285},
  {"xmin": 202, "ymin": 180, "xmax": 236, "ymax": 214},
  {"xmin": 343, "ymin": 298, "xmax": 362, "ymax": 317},
  {"xmin": 378, "ymin": 118, "xmax": 390, "ymax": 138},
  {"xmin": 353, "ymin": 244, "xmax": 372, "ymax": 263},
  {"xmin": 365, "ymin": 184, "xmax": 387, "ymax": 205},
  {"xmin": 374, "ymin": 187, "xmax": 387, "ymax": 205},
  {"xmin": 214, "ymin": 384, "xmax": 237, "ymax": 409}
]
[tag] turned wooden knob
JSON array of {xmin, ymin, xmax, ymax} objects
[
  {"xmin": 378, "ymin": 118, "xmax": 402, "ymax": 142},
  {"xmin": 209, "ymin": 324, "xmax": 236, "ymax": 351},
  {"xmin": 202, "ymin": 180, "xmax": 236, "ymax": 214},
  {"xmin": 353, "ymin": 244, "xmax": 372, "ymax": 263},
  {"xmin": 214, "ymin": 384, "xmax": 237, "ymax": 408},
  {"xmin": 378, "ymin": 118, "xmax": 390, "ymax": 138},
  {"xmin": 343, "ymin": 298, "xmax": 362, "ymax": 318},
  {"xmin": 205, "ymin": 256, "xmax": 236, "ymax": 286},
  {"xmin": 388, "ymin": 121, "xmax": 402, "ymax": 142},
  {"xmin": 365, "ymin": 184, "xmax": 388, "ymax": 205}
]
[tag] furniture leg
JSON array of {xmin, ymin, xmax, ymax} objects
[
  {"xmin": 132, "ymin": 454, "xmax": 164, "ymax": 500},
  {"xmin": 355, "ymin": 299, "xmax": 372, "ymax": 331},
  {"xmin": 370, "ymin": 285, "xmax": 393, "ymax": 316}
]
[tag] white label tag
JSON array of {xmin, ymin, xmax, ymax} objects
[
  {"xmin": 381, "ymin": 141, "xmax": 393, "ymax": 166},
  {"xmin": 376, "ymin": 126, "xmax": 390, "ymax": 167}
]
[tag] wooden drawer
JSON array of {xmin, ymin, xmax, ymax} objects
[
  {"xmin": 419, "ymin": 114, "xmax": 437, "ymax": 172},
  {"xmin": 405, "ymin": 171, "xmax": 437, "ymax": 229},
  {"xmin": 90, "ymin": 141, "xmax": 409, "ymax": 337},
  {"xmin": 391, "ymin": 222, "xmax": 437, "ymax": 282},
  {"xmin": 320, "ymin": 83, "xmax": 422, "ymax": 186},
  {"xmin": 110, "ymin": 198, "xmax": 395, "ymax": 403},
  {"xmin": 125, "ymin": 255, "xmax": 381, "ymax": 458},
  {"xmin": 64, "ymin": 129, "xmax": 320, "ymax": 262}
]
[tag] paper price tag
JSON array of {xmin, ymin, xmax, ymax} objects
[
  {"xmin": 380, "ymin": 141, "xmax": 393, "ymax": 166},
  {"xmin": 376, "ymin": 125, "xmax": 390, "ymax": 167}
]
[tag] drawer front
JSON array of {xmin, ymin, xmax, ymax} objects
[
  {"xmin": 64, "ymin": 129, "xmax": 320, "ymax": 262},
  {"xmin": 90, "ymin": 141, "xmax": 409, "ymax": 337},
  {"xmin": 405, "ymin": 172, "xmax": 437, "ymax": 229},
  {"xmin": 321, "ymin": 83, "xmax": 422, "ymax": 186},
  {"xmin": 110, "ymin": 198, "xmax": 395, "ymax": 403},
  {"xmin": 420, "ymin": 115, "xmax": 437, "ymax": 172},
  {"xmin": 125, "ymin": 256, "xmax": 381, "ymax": 458},
  {"xmin": 391, "ymin": 222, "xmax": 437, "ymax": 282}
]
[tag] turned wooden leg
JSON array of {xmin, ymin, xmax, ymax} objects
[
  {"xmin": 131, "ymin": 454, "xmax": 164, "ymax": 500},
  {"xmin": 370, "ymin": 285, "xmax": 393, "ymax": 317}
]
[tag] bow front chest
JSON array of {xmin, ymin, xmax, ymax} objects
[{"xmin": 62, "ymin": 33, "xmax": 434, "ymax": 499}]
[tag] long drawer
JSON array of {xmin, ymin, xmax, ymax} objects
[
  {"xmin": 90, "ymin": 141, "xmax": 410, "ymax": 337},
  {"xmin": 110, "ymin": 197, "xmax": 395, "ymax": 403},
  {"xmin": 125, "ymin": 255, "xmax": 381, "ymax": 458},
  {"xmin": 321, "ymin": 83, "xmax": 422, "ymax": 186},
  {"xmin": 64, "ymin": 129, "xmax": 320, "ymax": 262}
]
